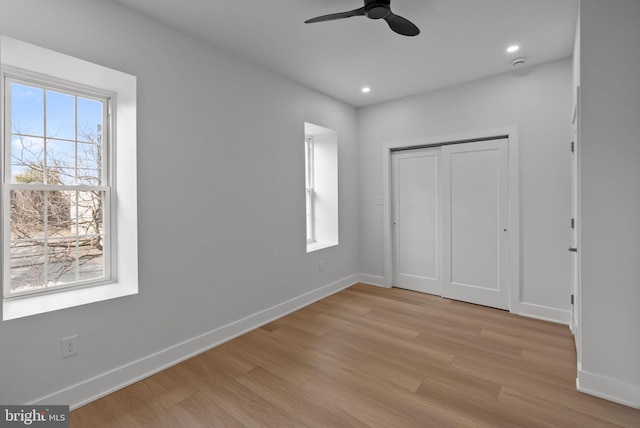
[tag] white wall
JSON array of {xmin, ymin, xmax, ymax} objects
[
  {"xmin": 577, "ymin": 0, "xmax": 640, "ymax": 408},
  {"xmin": 358, "ymin": 58, "xmax": 573, "ymax": 322},
  {"xmin": 0, "ymin": 0, "xmax": 359, "ymax": 406}
]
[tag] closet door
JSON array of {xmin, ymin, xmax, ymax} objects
[
  {"xmin": 392, "ymin": 148, "xmax": 443, "ymax": 295},
  {"xmin": 441, "ymin": 139, "xmax": 509, "ymax": 309}
]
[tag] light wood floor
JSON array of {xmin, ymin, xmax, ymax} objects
[{"xmin": 71, "ymin": 283, "xmax": 640, "ymax": 427}]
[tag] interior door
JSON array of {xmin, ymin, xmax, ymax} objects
[
  {"xmin": 392, "ymin": 148, "xmax": 442, "ymax": 295},
  {"xmin": 441, "ymin": 139, "xmax": 510, "ymax": 309}
]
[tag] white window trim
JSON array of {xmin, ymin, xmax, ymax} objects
[{"xmin": 1, "ymin": 35, "xmax": 138, "ymax": 320}]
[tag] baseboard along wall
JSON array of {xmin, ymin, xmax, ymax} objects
[{"xmin": 32, "ymin": 275, "xmax": 360, "ymax": 410}]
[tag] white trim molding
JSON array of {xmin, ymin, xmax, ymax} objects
[
  {"xmin": 30, "ymin": 275, "xmax": 359, "ymax": 410},
  {"xmin": 578, "ymin": 369, "xmax": 640, "ymax": 409},
  {"xmin": 381, "ymin": 126, "xmax": 521, "ymax": 313},
  {"xmin": 518, "ymin": 302, "xmax": 572, "ymax": 325},
  {"xmin": 358, "ymin": 274, "xmax": 387, "ymax": 288}
]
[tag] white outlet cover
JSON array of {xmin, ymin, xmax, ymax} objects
[{"xmin": 61, "ymin": 335, "xmax": 78, "ymax": 358}]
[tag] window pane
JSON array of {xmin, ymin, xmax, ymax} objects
[
  {"xmin": 10, "ymin": 240, "xmax": 45, "ymax": 293},
  {"xmin": 10, "ymin": 190, "xmax": 46, "ymax": 240},
  {"xmin": 77, "ymin": 97, "xmax": 103, "ymax": 143},
  {"xmin": 78, "ymin": 236, "xmax": 104, "ymax": 282},
  {"xmin": 11, "ymin": 135, "xmax": 45, "ymax": 183},
  {"xmin": 46, "ymin": 139, "xmax": 76, "ymax": 185},
  {"xmin": 306, "ymin": 189, "xmax": 314, "ymax": 242},
  {"xmin": 77, "ymin": 143, "xmax": 102, "ymax": 185},
  {"xmin": 77, "ymin": 191, "xmax": 105, "ymax": 282},
  {"xmin": 11, "ymin": 83, "xmax": 44, "ymax": 137},
  {"xmin": 47, "ymin": 237, "xmax": 78, "ymax": 286},
  {"xmin": 46, "ymin": 90, "xmax": 75, "ymax": 140},
  {"xmin": 48, "ymin": 190, "xmax": 74, "ymax": 237},
  {"xmin": 77, "ymin": 191, "xmax": 104, "ymax": 235}
]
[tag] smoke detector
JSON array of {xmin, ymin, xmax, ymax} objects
[{"xmin": 512, "ymin": 57, "xmax": 526, "ymax": 66}]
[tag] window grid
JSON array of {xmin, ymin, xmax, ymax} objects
[{"xmin": 2, "ymin": 72, "xmax": 113, "ymax": 298}]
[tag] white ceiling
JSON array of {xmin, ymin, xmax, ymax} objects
[{"xmin": 112, "ymin": 0, "xmax": 579, "ymax": 107}]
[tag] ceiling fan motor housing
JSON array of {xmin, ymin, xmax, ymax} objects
[{"xmin": 366, "ymin": 0, "xmax": 391, "ymax": 19}]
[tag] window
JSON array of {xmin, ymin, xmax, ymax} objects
[
  {"xmin": 1, "ymin": 35, "xmax": 137, "ymax": 320},
  {"xmin": 305, "ymin": 136, "xmax": 316, "ymax": 244},
  {"xmin": 4, "ymin": 74, "xmax": 112, "ymax": 297},
  {"xmin": 304, "ymin": 122, "xmax": 338, "ymax": 253}
]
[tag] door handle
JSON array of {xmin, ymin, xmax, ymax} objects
[{"xmin": 568, "ymin": 247, "xmax": 577, "ymax": 252}]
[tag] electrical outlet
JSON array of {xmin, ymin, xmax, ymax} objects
[{"xmin": 61, "ymin": 335, "xmax": 78, "ymax": 359}]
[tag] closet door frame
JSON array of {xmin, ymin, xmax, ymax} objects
[{"xmin": 381, "ymin": 127, "xmax": 520, "ymax": 313}]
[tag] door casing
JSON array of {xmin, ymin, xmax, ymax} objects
[{"xmin": 382, "ymin": 127, "xmax": 520, "ymax": 313}]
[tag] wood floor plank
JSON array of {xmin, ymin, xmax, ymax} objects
[
  {"xmin": 163, "ymin": 392, "xmax": 244, "ymax": 428},
  {"xmin": 451, "ymin": 353, "xmax": 577, "ymax": 393},
  {"xmin": 313, "ymin": 310, "xmax": 421, "ymax": 340},
  {"xmin": 70, "ymin": 283, "xmax": 640, "ymax": 427},
  {"xmin": 220, "ymin": 337, "xmax": 315, "ymax": 387},
  {"xmin": 300, "ymin": 364, "xmax": 497, "ymax": 428},
  {"xmin": 197, "ymin": 344, "xmax": 257, "ymax": 378},
  {"xmin": 135, "ymin": 369, "xmax": 195, "ymax": 411},
  {"xmin": 69, "ymin": 397, "xmax": 118, "ymax": 428},
  {"xmin": 480, "ymin": 327, "xmax": 576, "ymax": 358},
  {"xmin": 323, "ymin": 319, "xmax": 455, "ymax": 366},
  {"xmin": 96, "ymin": 381, "xmax": 174, "ymax": 428},
  {"xmin": 260, "ymin": 308, "xmax": 332, "ymax": 336},
  {"xmin": 236, "ymin": 366, "xmax": 369, "ymax": 428},
  {"xmin": 179, "ymin": 363, "xmax": 296, "ymax": 427}
]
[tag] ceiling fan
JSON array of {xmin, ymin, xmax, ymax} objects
[{"xmin": 305, "ymin": 0, "xmax": 420, "ymax": 37}]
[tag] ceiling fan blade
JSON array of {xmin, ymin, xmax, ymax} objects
[
  {"xmin": 384, "ymin": 12, "xmax": 420, "ymax": 36},
  {"xmin": 305, "ymin": 7, "xmax": 366, "ymax": 24}
]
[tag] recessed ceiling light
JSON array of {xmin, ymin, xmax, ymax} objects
[
  {"xmin": 361, "ymin": 87, "xmax": 371, "ymax": 93},
  {"xmin": 506, "ymin": 45, "xmax": 520, "ymax": 53}
]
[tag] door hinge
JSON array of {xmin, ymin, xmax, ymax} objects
[
  {"xmin": 571, "ymin": 294, "xmax": 574, "ymax": 305},
  {"xmin": 571, "ymin": 141, "xmax": 575, "ymax": 153},
  {"xmin": 571, "ymin": 218, "xmax": 575, "ymax": 229}
]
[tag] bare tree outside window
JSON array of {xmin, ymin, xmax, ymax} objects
[{"xmin": 7, "ymin": 82, "xmax": 108, "ymax": 294}]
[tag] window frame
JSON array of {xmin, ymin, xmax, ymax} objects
[
  {"xmin": 305, "ymin": 135, "xmax": 316, "ymax": 245},
  {"xmin": 2, "ymin": 68, "xmax": 116, "ymax": 299},
  {"xmin": 304, "ymin": 122, "xmax": 339, "ymax": 253}
]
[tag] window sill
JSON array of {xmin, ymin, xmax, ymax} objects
[
  {"xmin": 3, "ymin": 280, "xmax": 138, "ymax": 321},
  {"xmin": 307, "ymin": 241, "xmax": 338, "ymax": 253}
]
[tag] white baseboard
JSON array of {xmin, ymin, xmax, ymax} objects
[
  {"xmin": 578, "ymin": 369, "xmax": 640, "ymax": 409},
  {"xmin": 31, "ymin": 274, "xmax": 360, "ymax": 410},
  {"xmin": 518, "ymin": 302, "xmax": 571, "ymax": 325},
  {"xmin": 358, "ymin": 274, "xmax": 387, "ymax": 287}
]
